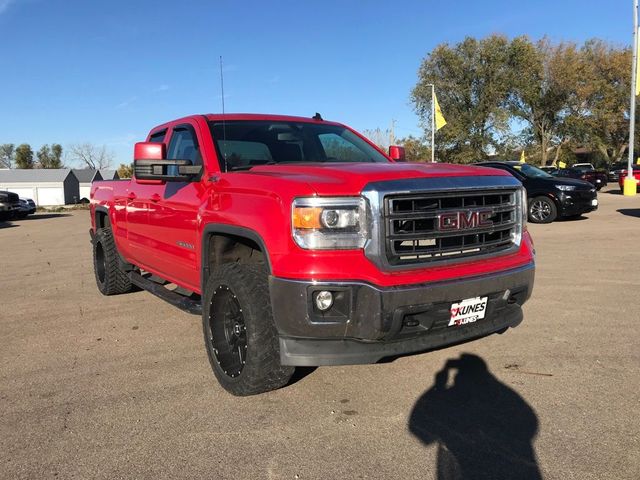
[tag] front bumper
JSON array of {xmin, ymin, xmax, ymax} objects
[
  {"xmin": 270, "ymin": 262, "xmax": 535, "ymax": 366},
  {"xmin": 558, "ymin": 191, "xmax": 598, "ymax": 216}
]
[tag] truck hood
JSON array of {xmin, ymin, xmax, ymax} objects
[{"xmin": 244, "ymin": 162, "xmax": 510, "ymax": 195}]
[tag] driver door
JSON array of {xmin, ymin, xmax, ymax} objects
[{"xmin": 145, "ymin": 123, "xmax": 204, "ymax": 291}]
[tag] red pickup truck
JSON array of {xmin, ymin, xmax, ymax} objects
[{"xmin": 90, "ymin": 113, "xmax": 535, "ymax": 396}]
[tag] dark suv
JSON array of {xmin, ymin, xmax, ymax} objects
[
  {"xmin": 0, "ymin": 191, "xmax": 20, "ymax": 221},
  {"xmin": 478, "ymin": 162, "xmax": 597, "ymax": 223}
]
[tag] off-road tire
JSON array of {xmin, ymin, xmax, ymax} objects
[
  {"xmin": 93, "ymin": 227, "xmax": 133, "ymax": 295},
  {"xmin": 202, "ymin": 263, "xmax": 294, "ymax": 396},
  {"xmin": 528, "ymin": 196, "xmax": 557, "ymax": 224}
]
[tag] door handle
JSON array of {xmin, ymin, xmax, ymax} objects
[
  {"xmin": 150, "ymin": 193, "xmax": 161, "ymax": 203},
  {"xmin": 127, "ymin": 192, "xmax": 136, "ymax": 200}
]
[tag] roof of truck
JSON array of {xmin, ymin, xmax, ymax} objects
[
  {"xmin": 150, "ymin": 113, "xmax": 344, "ymax": 132},
  {"xmin": 203, "ymin": 113, "xmax": 342, "ymax": 125}
]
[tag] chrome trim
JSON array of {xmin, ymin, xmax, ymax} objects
[{"xmin": 362, "ymin": 175, "xmax": 524, "ymax": 271}]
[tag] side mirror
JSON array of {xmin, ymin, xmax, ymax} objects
[
  {"xmin": 388, "ymin": 145, "xmax": 406, "ymax": 162},
  {"xmin": 133, "ymin": 142, "xmax": 200, "ymax": 182}
]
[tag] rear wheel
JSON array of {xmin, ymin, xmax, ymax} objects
[
  {"xmin": 93, "ymin": 227, "xmax": 133, "ymax": 295},
  {"xmin": 202, "ymin": 263, "xmax": 294, "ymax": 396},
  {"xmin": 528, "ymin": 196, "xmax": 557, "ymax": 223}
]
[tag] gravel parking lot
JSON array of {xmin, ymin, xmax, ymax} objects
[{"xmin": 1, "ymin": 186, "xmax": 639, "ymax": 480}]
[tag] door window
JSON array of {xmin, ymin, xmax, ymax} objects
[{"xmin": 167, "ymin": 126, "xmax": 202, "ymax": 166}]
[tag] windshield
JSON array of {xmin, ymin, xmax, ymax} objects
[
  {"xmin": 208, "ymin": 121, "xmax": 389, "ymax": 171},
  {"xmin": 512, "ymin": 163, "xmax": 554, "ymax": 179}
]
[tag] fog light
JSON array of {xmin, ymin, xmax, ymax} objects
[{"xmin": 315, "ymin": 291, "xmax": 333, "ymax": 311}]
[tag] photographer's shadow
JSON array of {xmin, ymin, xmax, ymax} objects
[{"xmin": 409, "ymin": 354, "xmax": 541, "ymax": 480}]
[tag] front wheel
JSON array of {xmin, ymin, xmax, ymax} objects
[
  {"xmin": 202, "ymin": 263, "xmax": 294, "ymax": 396},
  {"xmin": 528, "ymin": 196, "xmax": 557, "ymax": 223}
]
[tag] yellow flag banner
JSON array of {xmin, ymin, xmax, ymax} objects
[
  {"xmin": 636, "ymin": 28, "xmax": 640, "ymax": 96},
  {"xmin": 636, "ymin": 157, "xmax": 640, "ymax": 165},
  {"xmin": 519, "ymin": 150, "xmax": 526, "ymax": 163},
  {"xmin": 434, "ymin": 92, "xmax": 447, "ymax": 130},
  {"xmin": 558, "ymin": 161, "xmax": 567, "ymax": 169}
]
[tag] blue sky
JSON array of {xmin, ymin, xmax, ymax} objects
[{"xmin": 0, "ymin": 0, "xmax": 630, "ymax": 166}]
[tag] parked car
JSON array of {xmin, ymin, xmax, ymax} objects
[
  {"xmin": 556, "ymin": 167, "xmax": 607, "ymax": 190},
  {"xmin": 477, "ymin": 161, "xmax": 597, "ymax": 223},
  {"xmin": 16, "ymin": 198, "xmax": 36, "ymax": 218},
  {"xmin": 572, "ymin": 163, "xmax": 595, "ymax": 172},
  {"xmin": 608, "ymin": 162, "xmax": 629, "ymax": 182},
  {"xmin": 540, "ymin": 166, "xmax": 559, "ymax": 175},
  {"xmin": 618, "ymin": 165, "xmax": 640, "ymax": 192},
  {"xmin": 91, "ymin": 113, "xmax": 535, "ymax": 396},
  {"xmin": 0, "ymin": 190, "xmax": 20, "ymax": 221}
]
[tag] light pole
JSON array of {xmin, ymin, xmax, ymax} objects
[
  {"xmin": 625, "ymin": 0, "xmax": 638, "ymax": 196},
  {"xmin": 427, "ymin": 84, "xmax": 436, "ymax": 163}
]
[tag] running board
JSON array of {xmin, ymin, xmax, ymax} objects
[{"xmin": 129, "ymin": 271, "xmax": 202, "ymax": 315}]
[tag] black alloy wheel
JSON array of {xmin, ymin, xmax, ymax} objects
[
  {"xmin": 202, "ymin": 263, "xmax": 294, "ymax": 396},
  {"xmin": 208, "ymin": 285, "xmax": 247, "ymax": 378}
]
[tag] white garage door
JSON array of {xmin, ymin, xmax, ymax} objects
[
  {"xmin": 3, "ymin": 187, "xmax": 35, "ymax": 199},
  {"xmin": 79, "ymin": 185, "xmax": 91, "ymax": 202},
  {"xmin": 36, "ymin": 187, "xmax": 65, "ymax": 206}
]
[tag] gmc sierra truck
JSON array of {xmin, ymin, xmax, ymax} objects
[{"xmin": 90, "ymin": 113, "xmax": 535, "ymax": 396}]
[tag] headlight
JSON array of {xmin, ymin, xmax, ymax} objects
[
  {"xmin": 556, "ymin": 185, "xmax": 577, "ymax": 191},
  {"xmin": 292, "ymin": 197, "xmax": 368, "ymax": 249}
]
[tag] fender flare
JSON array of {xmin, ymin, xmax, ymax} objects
[
  {"xmin": 200, "ymin": 224, "xmax": 272, "ymax": 291},
  {"xmin": 94, "ymin": 205, "xmax": 110, "ymax": 229}
]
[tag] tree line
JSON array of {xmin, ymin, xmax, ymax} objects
[
  {"xmin": 0, "ymin": 143, "xmax": 64, "ymax": 169},
  {"xmin": 405, "ymin": 35, "xmax": 631, "ymax": 166},
  {"xmin": 0, "ymin": 142, "xmax": 131, "ymax": 177}
]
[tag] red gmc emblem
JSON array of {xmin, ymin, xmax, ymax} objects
[{"xmin": 437, "ymin": 210, "xmax": 494, "ymax": 231}]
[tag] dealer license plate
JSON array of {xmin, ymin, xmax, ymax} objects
[
  {"xmin": 449, "ymin": 296, "xmax": 488, "ymax": 327},
  {"xmin": 591, "ymin": 199, "xmax": 598, "ymax": 206}
]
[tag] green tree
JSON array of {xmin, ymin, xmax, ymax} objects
[
  {"xmin": 579, "ymin": 39, "xmax": 632, "ymax": 164},
  {"xmin": 0, "ymin": 143, "xmax": 15, "ymax": 168},
  {"xmin": 412, "ymin": 35, "xmax": 514, "ymax": 163},
  {"xmin": 37, "ymin": 144, "xmax": 64, "ymax": 168},
  {"xmin": 15, "ymin": 144, "xmax": 34, "ymax": 169},
  {"xmin": 51, "ymin": 144, "xmax": 63, "ymax": 167},
  {"xmin": 117, "ymin": 163, "xmax": 133, "ymax": 179},
  {"xmin": 509, "ymin": 37, "xmax": 585, "ymax": 166},
  {"xmin": 397, "ymin": 136, "xmax": 432, "ymax": 162}
]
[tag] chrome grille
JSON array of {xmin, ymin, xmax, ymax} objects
[{"xmin": 384, "ymin": 189, "xmax": 519, "ymax": 266}]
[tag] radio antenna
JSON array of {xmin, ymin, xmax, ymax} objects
[{"xmin": 219, "ymin": 55, "xmax": 227, "ymax": 164}]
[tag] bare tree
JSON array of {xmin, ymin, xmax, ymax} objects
[
  {"xmin": 69, "ymin": 143, "xmax": 114, "ymax": 169},
  {"xmin": 362, "ymin": 127, "xmax": 392, "ymax": 150}
]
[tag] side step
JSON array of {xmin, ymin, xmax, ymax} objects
[{"xmin": 129, "ymin": 271, "xmax": 202, "ymax": 315}]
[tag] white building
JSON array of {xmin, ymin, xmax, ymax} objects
[{"xmin": 0, "ymin": 169, "xmax": 80, "ymax": 206}]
